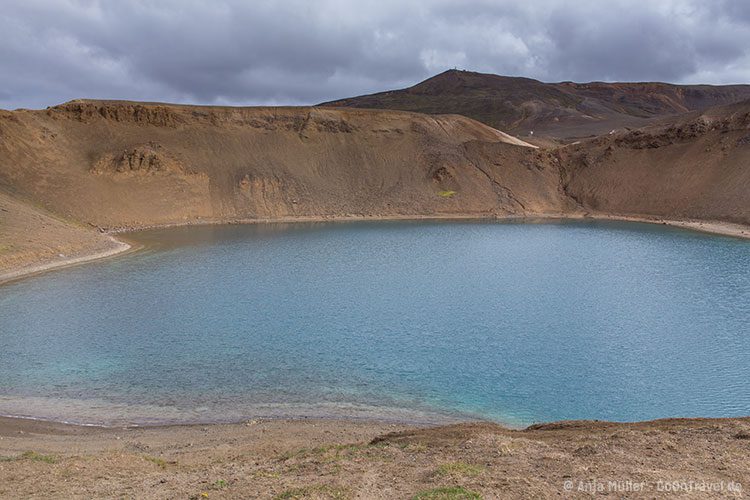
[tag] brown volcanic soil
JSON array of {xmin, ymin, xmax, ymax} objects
[
  {"xmin": 0, "ymin": 101, "xmax": 562, "ymax": 232},
  {"xmin": 0, "ymin": 100, "xmax": 574, "ymax": 273},
  {"xmin": 1, "ymin": 97, "xmax": 749, "ymax": 274},
  {"xmin": 321, "ymin": 69, "xmax": 750, "ymax": 140},
  {"xmin": 1, "ymin": 416, "xmax": 748, "ymax": 499},
  {"xmin": 0, "ymin": 191, "xmax": 125, "ymax": 281},
  {"xmin": 560, "ymin": 100, "xmax": 750, "ymax": 225}
]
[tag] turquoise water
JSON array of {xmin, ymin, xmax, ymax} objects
[{"xmin": 0, "ymin": 220, "xmax": 748, "ymax": 426}]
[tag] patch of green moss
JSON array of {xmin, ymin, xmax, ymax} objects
[
  {"xmin": 412, "ymin": 486, "xmax": 482, "ymax": 500},
  {"xmin": 278, "ymin": 443, "xmax": 366, "ymax": 462},
  {"xmin": 143, "ymin": 455, "xmax": 176, "ymax": 469},
  {"xmin": 211, "ymin": 479, "xmax": 228, "ymax": 489},
  {"xmin": 437, "ymin": 190, "xmax": 457, "ymax": 198},
  {"xmin": 274, "ymin": 485, "xmax": 349, "ymax": 499},
  {"xmin": 435, "ymin": 462, "xmax": 484, "ymax": 477},
  {"xmin": 20, "ymin": 451, "xmax": 58, "ymax": 464}
]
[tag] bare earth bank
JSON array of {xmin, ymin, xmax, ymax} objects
[{"xmin": 1, "ymin": 416, "xmax": 748, "ymax": 499}]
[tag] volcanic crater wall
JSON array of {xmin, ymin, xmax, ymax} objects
[
  {"xmin": 1, "ymin": 99, "xmax": 748, "ymax": 237},
  {"xmin": 0, "ymin": 101, "xmax": 569, "ymax": 229}
]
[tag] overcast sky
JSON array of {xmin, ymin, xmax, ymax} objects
[{"xmin": 2, "ymin": 0, "xmax": 750, "ymax": 109}]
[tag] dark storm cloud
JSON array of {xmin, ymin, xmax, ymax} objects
[
  {"xmin": 544, "ymin": 3, "xmax": 699, "ymax": 82},
  {"xmin": 1, "ymin": 0, "xmax": 749, "ymax": 109},
  {"xmin": 543, "ymin": 1, "xmax": 750, "ymax": 83}
]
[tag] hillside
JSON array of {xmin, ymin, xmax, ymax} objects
[
  {"xmin": 0, "ymin": 100, "xmax": 570, "ymax": 274},
  {"xmin": 559, "ymin": 100, "xmax": 750, "ymax": 225},
  {"xmin": 1, "ymin": 97, "xmax": 749, "ymax": 277},
  {"xmin": 0, "ymin": 100, "xmax": 562, "ymax": 228},
  {"xmin": 321, "ymin": 70, "xmax": 750, "ymax": 140},
  {"xmin": 0, "ymin": 191, "xmax": 123, "ymax": 277}
]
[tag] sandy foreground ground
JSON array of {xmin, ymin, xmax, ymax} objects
[{"xmin": 1, "ymin": 416, "xmax": 749, "ymax": 499}]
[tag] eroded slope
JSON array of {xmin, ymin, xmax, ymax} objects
[
  {"xmin": 0, "ymin": 101, "xmax": 564, "ymax": 232},
  {"xmin": 559, "ymin": 101, "xmax": 750, "ymax": 225},
  {"xmin": 1, "ymin": 97, "xmax": 748, "ymax": 277},
  {"xmin": 0, "ymin": 191, "xmax": 122, "ymax": 280}
]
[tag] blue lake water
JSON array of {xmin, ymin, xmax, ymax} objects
[{"xmin": 1, "ymin": 220, "xmax": 749, "ymax": 426}]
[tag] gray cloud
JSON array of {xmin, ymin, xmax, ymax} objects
[{"xmin": 1, "ymin": 0, "xmax": 749, "ymax": 109}]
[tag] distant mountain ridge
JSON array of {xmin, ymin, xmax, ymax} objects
[{"xmin": 320, "ymin": 70, "xmax": 750, "ymax": 140}]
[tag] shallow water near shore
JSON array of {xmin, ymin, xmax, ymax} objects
[{"xmin": 1, "ymin": 220, "xmax": 749, "ymax": 426}]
